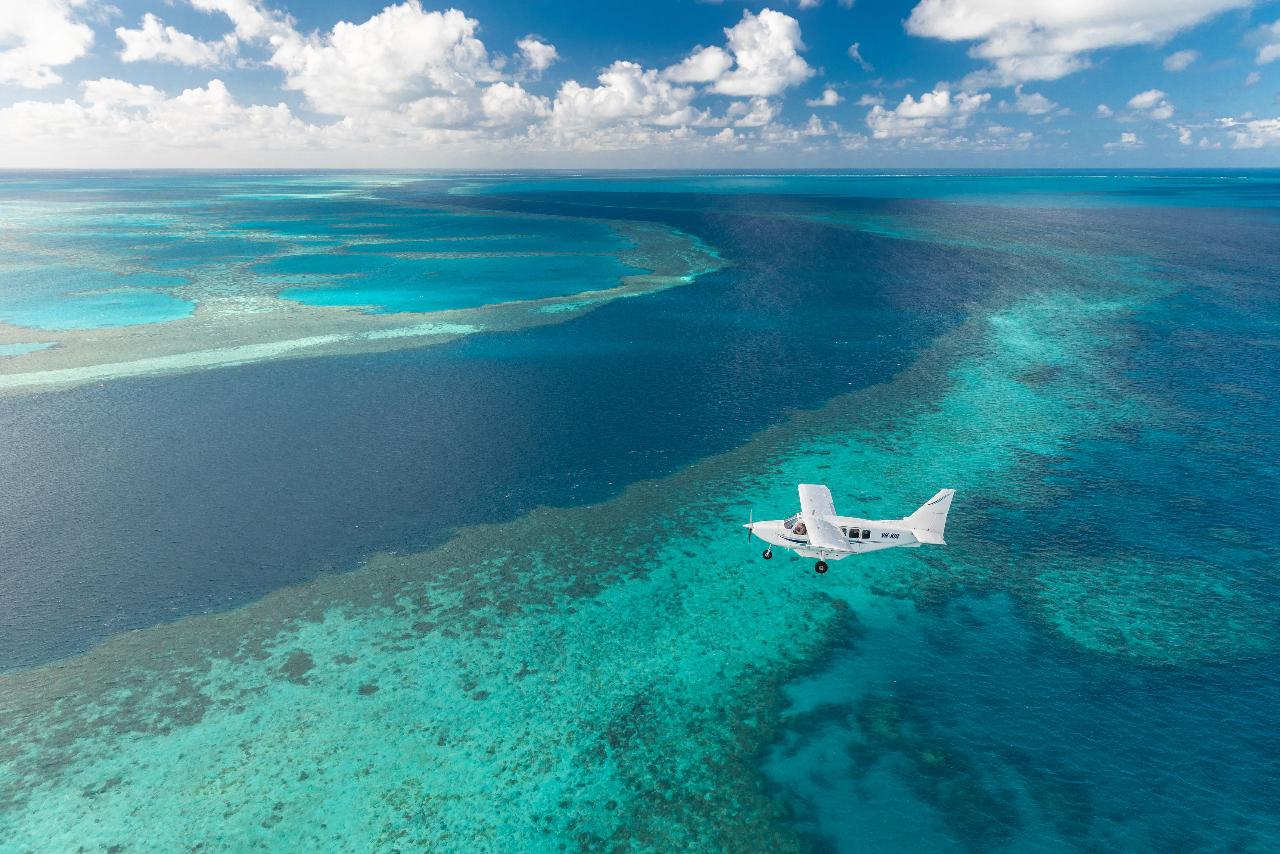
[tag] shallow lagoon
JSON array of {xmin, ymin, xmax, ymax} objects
[{"xmin": 0, "ymin": 172, "xmax": 1277, "ymax": 852}]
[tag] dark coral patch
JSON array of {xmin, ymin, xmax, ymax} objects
[{"xmin": 281, "ymin": 650, "xmax": 315, "ymax": 684}]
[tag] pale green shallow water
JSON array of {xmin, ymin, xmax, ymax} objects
[{"xmin": 5, "ymin": 237, "xmax": 1260, "ymax": 852}]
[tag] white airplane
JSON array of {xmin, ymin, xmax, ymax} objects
[{"xmin": 746, "ymin": 484, "xmax": 955, "ymax": 573}]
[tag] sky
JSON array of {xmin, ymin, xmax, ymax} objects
[{"xmin": 2, "ymin": 0, "xmax": 1280, "ymax": 167}]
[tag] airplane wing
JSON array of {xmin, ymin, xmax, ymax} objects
[{"xmin": 798, "ymin": 484, "xmax": 847, "ymax": 550}]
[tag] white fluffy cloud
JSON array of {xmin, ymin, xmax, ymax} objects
[
  {"xmin": 0, "ymin": 0, "xmax": 94, "ymax": 88},
  {"xmin": 1163, "ymin": 49, "xmax": 1199, "ymax": 71},
  {"xmin": 716, "ymin": 9, "xmax": 813, "ymax": 95},
  {"xmin": 664, "ymin": 46, "xmax": 735, "ymax": 85},
  {"xmin": 664, "ymin": 9, "xmax": 813, "ymax": 97},
  {"xmin": 481, "ymin": 81, "xmax": 550, "ymax": 126},
  {"xmin": 1008, "ymin": 84, "xmax": 1059, "ymax": 115},
  {"xmin": 729, "ymin": 96, "xmax": 780, "ymax": 127},
  {"xmin": 805, "ymin": 87, "xmax": 843, "ymax": 107},
  {"xmin": 0, "ymin": 78, "xmax": 315, "ymax": 159},
  {"xmin": 551, "ymin": 61, "xmax": 706, "ymax": 132},
  {"xmin": 542, "ymin": 7, "xmax": 814, "ymax": 146},
  {"xmin": 268, "ymin": 3, "xmax": 501, "ymax": 116},
  {"xmin": 1127, "ymin": 88, "xmax": 1175, "ymax": 120},
  {"xmin": 1218, "ymin": 116, "xmax": 1280, "ymax": 147},
  {"xmin": 117, "ymin": 14, "xmax": 236, "ymax": 66},
  {"xmin": 517, "ymin": 37, "xmax": 558, "ymax": 77},
  {"xmin": 906, "ymin": 0, "xmax": 1253, "ymax": 83},
  {"xmin": 1104, "ymin": 131, "xmax": 1144, "ymax": 149},
  {"xmin": 865, "ymin": 87, "xmax": 990, "ymax": 140}
]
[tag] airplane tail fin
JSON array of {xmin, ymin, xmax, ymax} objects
[{"xmin": 904, "ymin": 489, "xmax": 954, "ymax": 545}]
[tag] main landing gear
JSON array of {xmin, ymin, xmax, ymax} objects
[
  {"xmin": 762, "ymin": 549, "xmax": 773, "ymax": 560},
  {"xmin": 814, "ymin": 561, "xmax": 829, "ymax": 574}
]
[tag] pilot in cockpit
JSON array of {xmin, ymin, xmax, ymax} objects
[{"xmin": 783, "ymin": 514, "xmax": 807, "ymax": 537}]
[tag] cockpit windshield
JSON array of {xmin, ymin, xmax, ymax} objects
[{"xmin": 783, "ymin": 514, "xmax": 807, "ymax": 536}]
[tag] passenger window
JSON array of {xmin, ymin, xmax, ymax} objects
[
  {"xmin": 862, "ymin": 529, "xmax": 871, "ymax": 540},
  {"xmin": 848, "ymin": 528, "xmax": 858, "ymax": 540}
]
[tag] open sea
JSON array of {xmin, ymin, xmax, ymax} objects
[{"xmin": 0, "ymin": 171, "xmax": 1277, "ymax": 852}]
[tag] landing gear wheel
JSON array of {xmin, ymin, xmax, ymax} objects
[
  {"xmin": 814, "ymin": 561, "xmax": 829, "ymax": 574},
  {"xmin": 762, "ymin": 549, "xmax": 773, "ymax": 560}
]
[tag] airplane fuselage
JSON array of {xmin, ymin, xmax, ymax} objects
[
  {"xmin": 747, "ymin": 485, "xmax": 954, "ymax": 572},
  {"xmin": 750, "ymin": 516, "xmax": 920, "ymax": 561}
]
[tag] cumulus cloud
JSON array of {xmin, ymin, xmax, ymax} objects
[
  {"xmin": 865, "ymin": 87, "xmax": 990, "ymax": 141},
  {"xmin": 728, "ymin": 96, "xmax": 780, "ymax": 127},
  {"xmin": 665, "ymin": 46, "xmax": 735, "ymax": 85},
  {"xmin": 1096, "ymin": 103, "xmax": 1113, "ymax": 118},
  {"xmin": 552, "ymin": 61, "xmax": 703, "ymax": 130},
  {"xmin": 906, "ymin": 0, "xmax": 1252, "ymax": 84},
  {"xmin": 0, "ymin": 78, "xmax": 316, "ymax": 162},
  {"xmin": 664, "ymin": 9, "xmax": 814, "ymax": 97},
  {"xmin": 1104, "ymin": 131, "xmax": 1143, "ymax": 149},
  {"xmin": 0, "ymin": 0, "xmax": 94, "ymax": 88},
  {"xmin": 267, "ymin": 3, "xmax": 501, "ymax": 116},
  {"xmin": 1006, "ymin": 84, "xmax": 1060, "ymax": 115},
  {"xmin": 117, "ymin": 14, "xmax": 237, "ymax": 67},
  {"xmin": 517, "ymin": 36, "xmax": 558, "ymax": 77},
  {"xmin": 82, "ymin": 78, "xmax": 166, "ymax": 109},
  {"xmin": 1127, "ymin": 88, "xmax": 1175, "ymax": 120},
  {"xmin": 1217, "ymin": 116, "xmax": 1280, "ymax": 147},
  {"xmin": 805, "ymin": 87, "xmax": 843, "ymax": 106},
  {"xmin": 481, "ymin": 81, "xmax": 550, "ymax": 126},
  {"xmin": 1163, "ymin": 49, "xmax": 1199, "ymax": 71},
  {"xmin": 1245, "ymin": 70, "xmax": 1261, "ymax": 86}
]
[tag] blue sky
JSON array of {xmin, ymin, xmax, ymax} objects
[{"xmin": 2, "ymin": 0, "xmax": 1280, "ymax": 167}]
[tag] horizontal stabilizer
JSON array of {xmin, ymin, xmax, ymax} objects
[{"xmin": 912, "ymin": 528, "xmax": 946, "ymax": 545}]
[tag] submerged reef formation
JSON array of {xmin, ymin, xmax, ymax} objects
[{"xmin": 0, "ymin": 177, "xmax": 721, "ymax": 394}]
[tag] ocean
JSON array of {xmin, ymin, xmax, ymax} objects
[{"xmin": 0, "ymin": 171, "xmax": 1277, "ymax": 852}]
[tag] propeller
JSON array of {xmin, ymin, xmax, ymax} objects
[{"xmin": 746, "ymin": 508, "xmax": 753, "ymax": 543}]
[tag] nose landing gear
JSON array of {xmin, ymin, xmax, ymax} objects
[
  {"xmin": 814, "ymin": 561, "xmax": 828, "ymax": 574},
  {"xmin": 762, "ymin": 549, "xmax": 773, "ymax": 560}
]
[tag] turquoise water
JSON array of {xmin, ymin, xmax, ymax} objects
[
  {"xmin": 0, "ymin": 175, "xmax": 654, "ymax": 331},
  {"xmin": 0, "ymin": 257, "xmax": 192, "ymax": 330},
  {"xmin": 0, "ymin": 172, "xmax": 1277, "ymax": 852},
  {"xmin": 274, "ymin": 251, "xmax": 644, "ymax": 313}
]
